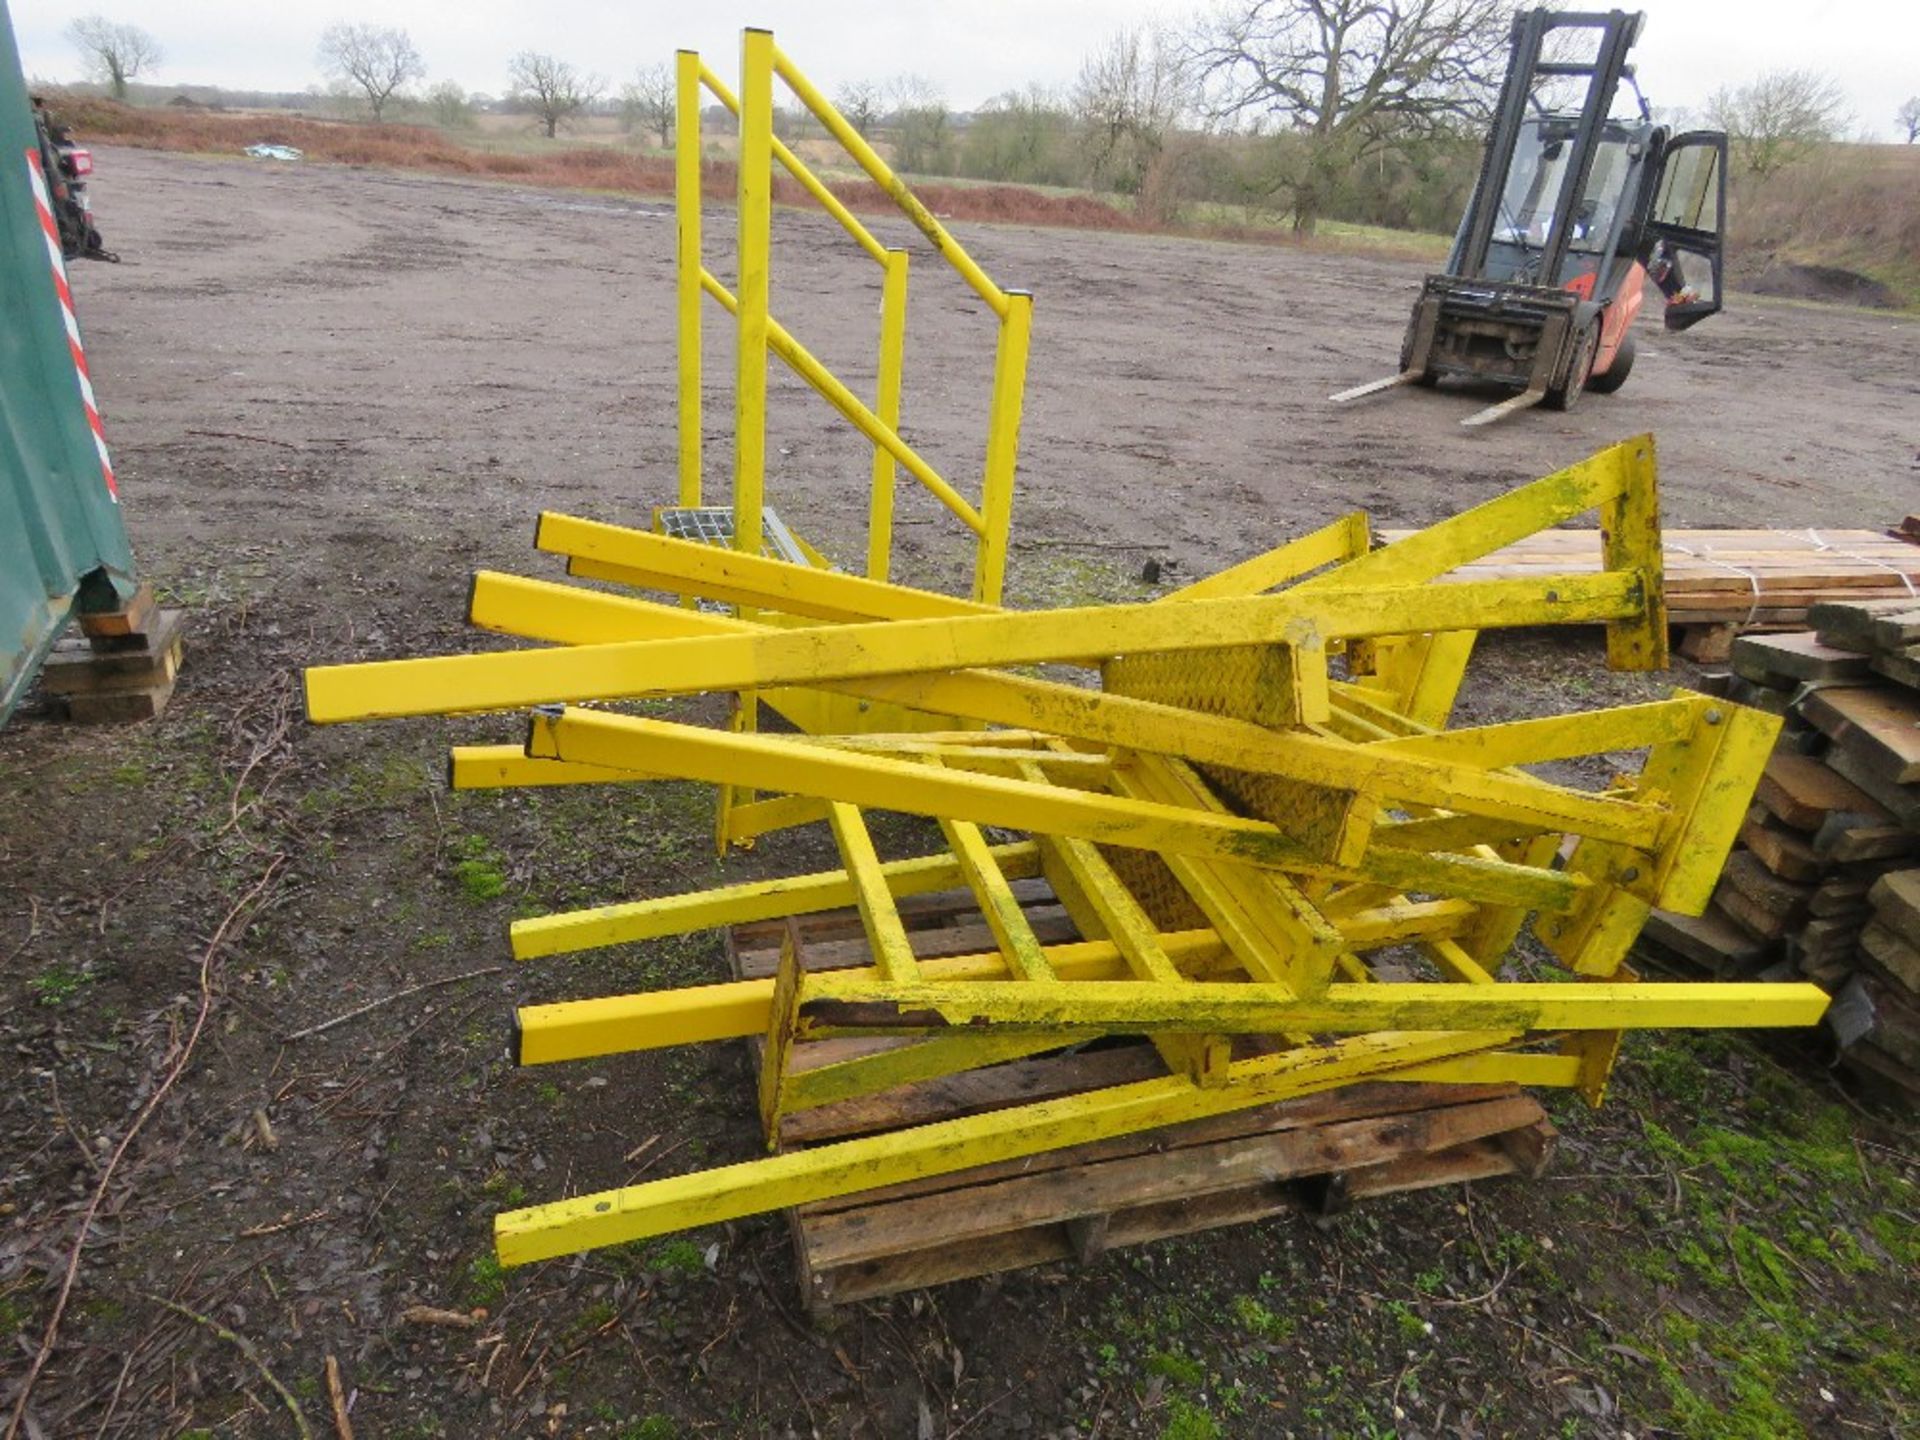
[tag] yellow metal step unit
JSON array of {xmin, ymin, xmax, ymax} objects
[{"xmin": 302, "ymin": 430, "xmax": 1828, "ymax": 1276}]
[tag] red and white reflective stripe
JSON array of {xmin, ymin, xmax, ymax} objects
[{"xmin": 22, "ymin": 147, "xmax": 116, "ymax": 501}]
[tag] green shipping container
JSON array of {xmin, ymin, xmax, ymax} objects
[{"xmin": 0, "ymin": 0, "xmax": 137, "ymax": 725}]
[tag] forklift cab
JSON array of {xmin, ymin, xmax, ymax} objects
[{"xmin": 1466, "ymin": 114, "xmax": 1727, "ymax": 333}]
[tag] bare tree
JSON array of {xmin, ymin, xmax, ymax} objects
[
  {"xmin": 620, "ymin": 63, "xmax": 675, "ymax": 148},
  {"xmin": 509, "ymin": 52, "xmax": 602, "ymax": 139},
  {"xmin": 1898, "ymin": 96, "xmax": 1920, "ymax": 145},
  {"xmin": 66, "ymin": 15, "xmax": 162, "ymax": 100},
  {"xmin": 1073, "ymin": 27, "xmax": 1195, "ymax": 224},
  {"xmin": 835, "ymin": 79, "xmax": 882, "ymax": 137},
  {"xmin": 1191, "ymin": 0, "xmax": 1510, "ymax": 234},
  {"xmin": 317, "ymin": 23, "xmax": 425, "ymax": 122},
  {"xmin": 887, "ymin": 76, "xmax": 953, "ymax": 173},
  {"xmin": 1706, "ymin": 70, "xmax": 1848, "ymax": 180}
]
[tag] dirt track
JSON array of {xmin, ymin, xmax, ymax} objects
[
  {"xmin": 77, "ymin": 147, "xmax": 1919, "ymax": 599},
  {"xmin": 1, "ymin": 146, "xmax": 1916, "ymax": 1439}
]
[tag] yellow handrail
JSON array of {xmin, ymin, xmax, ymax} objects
[
  {"xmin": 672, "ymin": 29, "xmax": 1027, "ymax": 606},
  {"xmin": 698, "ymin": 64, "xmax": 891, "ymax": 269},
  {"xmin": 674, "ymin": 50, "xmax": 703, "ymax": 507},
  {"xmin": 698, "ymin": 269, "xmax": 985, "ymax": 536},
  {"xmin": 771, "ymin": 44, "xmax": 1011, "ymax": 319},
  {"xmin": 734, "ymin": 28, "xmax": 774, "ymax": 561}
]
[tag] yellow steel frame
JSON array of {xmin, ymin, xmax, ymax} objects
[
  {"xmin": 672, "ymin": 30, "xmax": 1029, "ymax": 602},
  {"xmin": 301, "ymin": 433, "xmax": 1830, "ymax": 1271}
]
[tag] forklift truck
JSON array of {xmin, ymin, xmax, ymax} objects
[{"xmin": 1333, "ymin": 8, "xmax": 1727, "ymax": 427}]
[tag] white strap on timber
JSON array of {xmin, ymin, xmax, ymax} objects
[
  {"xmin": 1666, "ymin": 539, "xmax": 1765, "ymax": 630},
  {"xmin": 1800, "ymin": 529, "xmax": 1920, "ymax": 599}
]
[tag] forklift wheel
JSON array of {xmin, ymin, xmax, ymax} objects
[
  {"xmin": 1584, "ymin": 331, "xmax": 1635, "ymax": 395},
  {"xmin": 1544, "ymin": 324, "xmax": 1599, "ymax": 412}
]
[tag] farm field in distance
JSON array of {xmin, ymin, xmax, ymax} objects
[{"xmin": 1, "ymin": 145, "xmax": 1916, "ymax": 1439}]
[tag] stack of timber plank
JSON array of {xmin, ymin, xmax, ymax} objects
[
  {"xmin": 1380, "ymin": 525, "xmax": 1920, "ymax": 662},
  {"xmin": 40, "ymin": 585, "xmax": 186, "ymax": 723},
  {"xmin": 1642, "ymin": 599, "xmax": 1920, "ymax": 1101},
  {"xmin": 728, "ymin": 883, "xmax": 1557, "ymax": 1314}
]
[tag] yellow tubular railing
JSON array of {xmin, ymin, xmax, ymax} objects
[
  {"xmin": 673, "ymin": 51, "xmax": 703, "ymax": 507},
  {"xmin": 733, "ymin": 28, "xmax": 774, "ymax": 561},
  {"xmin": 673, "ymin": 31, "xmax": 1028, "ymax": 602},
  {"xmin": 869, "ymin": 249, "xmax": 909, "ymax": 580},
  {"xmin": 697, "ymin": 65, "xmax": 891, "ymax": 267},
  {"xmin": 771, "ymin": 44, "xmax": 1010, "ymax": 318},
  {"xmin": 696, "ymin": 270, "xmax": 985, "ymax": 534},
  {"xmin": 974, "ymin": 291, "xmax": 1031, "ymax": 604}
]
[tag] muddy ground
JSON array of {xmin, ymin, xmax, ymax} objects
[{"xmin": 2, "ymin": 146, "xmax": 1917, "ymax": 1439}]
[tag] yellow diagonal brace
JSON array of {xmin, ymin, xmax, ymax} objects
[
  {"xmin": 1163, "ymin": 513, "xmax": 1371, "ymax": 601},
  {"xmin": 727, "ymin": 793, "xmax": 830, "ymax": 841},
  {"xmin": 450, "ymin": 745, "xmax": 654, "ymax": 789},
  {"xmin": 494, "ymin": 1028, "xmax": 1516, "ymax": 1265},
  {"xmin": 527, "ymin": 707, "xmax": 1587, "ymax": 911},
  {"xmin": 780, "ymin": 1030, "xmax": 1077, "ymax": 1114},
  {"xmin": 509, "ymin": 842, "xmax": 1041, "ymax": 960},
  {"xmin": 1311, "ymin": 439, "xmax": 1636, "ymax": 590},
  {"xmin": 1111, "ymin": 754, "xmax": 1348, "ymax": 997},
  {"xmin": 791, "ymin": 978, "xmax": 1832, "ymax": 1038},
  {"xmin": 1367, "ymin": 698, "xmax": 1700, "ymax": 768},
  {"xmin": 825, "ymin": 802, "xmax": 919, "ymax": 983},
  {"xmin": 535, "ymin": 516, "xmax": 990, "ymax": 624},
  {"xmin": 937, "ymin": 813, "xmax": 1054, "ymax": 980},
  {"xmin": 459, "ymin": 572, "xmax": 1667, "ymax": 848},
  {"xmin": 697, "ymin": 268, "xmax": 987, "ymax": 534}
]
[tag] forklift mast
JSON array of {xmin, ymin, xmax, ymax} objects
[
  {"xmin": 1332, "ymin": 7, "xmax": 1728, "ymax": 428},
  {"xmin": 1453, "ymin": 9, "xmax": 1643, "ymax": 289}
]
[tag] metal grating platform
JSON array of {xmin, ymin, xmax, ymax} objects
[{"xmin": 656, "ymin": 506, "xmax": 812, "ymax": 567}]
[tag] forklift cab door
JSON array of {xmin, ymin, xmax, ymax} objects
[{"xmin": 1644, "ymin": 130, "xmax": 1727, "ymax": 331}]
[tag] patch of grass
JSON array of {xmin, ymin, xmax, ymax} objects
[
  {"xmin": 618, "ymin": 1418, "xmax": 677, "ymax": 1440},
  {"xmin": 27, "ymin": 963, "xmax": 91, "ymax": 1006},
  {"xmin": 1144, "ymin": 1349, "xmax": 1204, "ymax": 1387},
  {"xmin": 1385, "ymin": 1299, "xmax": 1430, "ymax": 1344},
  {"xmin": 1159, "ymin": 1397, "xmax": 1221, "ymax": 1440},
  {"xmin": 480, "ymin": 1172, "xmax": 526, "ymax": 1210},
  {"xmin": 1228, "ymin": 1294, "xmax": 1294, "ymax": 1345},
  {"xmin": 450, "ymin": 833, "xmax": 507, "ymax": 902},
  {"xmin": 461, "ymin": 1253, "xmax": 506, "ymax": 1310},
  {"xmin": 651, "ymin": 1238, "xmax": 706, "ymax": 1277}
]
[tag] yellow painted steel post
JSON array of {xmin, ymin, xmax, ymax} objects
[
  {"xmin": 1601, "ymin": 433, "xmax": 1667, "ymax": 670},
  {"xmin": 674, "ymin": 50, "xmax": 703, "ymax": 507},
  {"xmin": 733, "ymin": 28, "xmax": 774, "ymax": 560},
  {"xmin": 973, "ymin": 290, "xmax": 1032, "ymax": 605},
  {"xmin": 867, "ymin": 248, "xmax": 910, "ymax": 581}
]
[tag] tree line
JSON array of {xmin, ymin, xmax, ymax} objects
[{"xmin": 62, "ymin": 5, "xmax": 1919, "ymax": 240}]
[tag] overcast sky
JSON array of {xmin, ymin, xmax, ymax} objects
[{"xmin": 10, "ymin": 1, "xmax": 1915, "ymax": 141}]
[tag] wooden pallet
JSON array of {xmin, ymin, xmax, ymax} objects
[
  {"xmin": 1378, "ymin": 527, "xmax": 1920, "ymax": 661},
  {"xmin": 42, "ymin": 589, "xmax": 186, "ymax": 723},
  {"xmin": 728, "ymin": 884, "xmax": 1557, "ymax": 1313}
]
